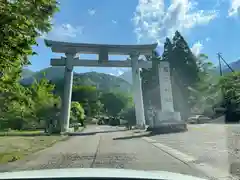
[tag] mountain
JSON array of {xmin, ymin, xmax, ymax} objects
[
  {"xmin": 21, "ymin": 67, "xmax": 65, "ymax": 85},
  {"xmin": 221, "ymin": 59, "xmax": 240, "ymax": 74},
  {"xmin": 21, "ymin": 68, "xmax": 35, "ymax": 79},
  {"xmin": 119, "ymin": 59, "xmax": 240, "ymax": 84},
  {"xmin": 20, "ymin": 67, "xmax": 131, "ymax": 93},
  {"xmin": 119, "ymin": 71, "xmax": 132, "ymax": 84},
  {"xmin": 72, "ymin": 72, "xmax": 131, "ymax": 93}
]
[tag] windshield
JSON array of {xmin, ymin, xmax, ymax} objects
[{"xmin": 1, "ymin": 0, "xmax": 240, "ymax": 180}]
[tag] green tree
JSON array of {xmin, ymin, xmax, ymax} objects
[
  {"xmin": 171, "ymin": 31, "xmax": 199, "ymax": 88},
  {"xmin": 215, "ymin": 72, "xmax": 240, "ymax": 122},
  {"xmin": 0, "ymin": 84, "xmax": 34, "ymax": 130},
  {"xmin": 189, "ymin": 54, "xmax": 220, "ymax": 115},
  {"xmin": 72, "ymin": 85, "xmax": 103, "ymax": 117},
  {"xmin": 119, "ymin": 107, "xmax": 136, "ymax": 128},
  {"xmin": 162, "ymin": 38, "xmax": 172, "ymax": 63},
  {"xmin": 89, "ymin": 100, "xmax": 103, "ymax": 116},
  {"xmin": 100, "ymin": 92, "xmax": 130, "ymax": 117},
  {"xmin": 71, "ymin": 102, "xmax": 85, "ymax": 126},
  {"xmin": 30, "ymin": 78, "xmax": 60, "ymax": 124},
  {"xmin": 0, "ymin": 0, "xmax": 59, "ymax": 130},
  {"xmin": 0, "ymin": 0, "xmax": 59, "ymax": 83},
  {"xmin": 72, "ymin": 85, "xmax": 98, "ymax": 103},
  {"xmin": 161, "ymin": 31, "xmax": 201, "ymax": 119},
  {"xmin": 219, "ymin": 72, "xmax": 240, "ymax": 104}
]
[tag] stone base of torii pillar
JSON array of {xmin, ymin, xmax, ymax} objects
[
  {"xmin": 147, "ymin": 61, "xmax": 187, "ymax": 134},
  {"xmin": 146, "ymin": 112, "xmax": 187, "ymax": 133}
]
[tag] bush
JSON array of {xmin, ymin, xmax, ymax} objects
[{"xmin": 70, "ymin": 102, "xmax": 85, "ymax": 126}]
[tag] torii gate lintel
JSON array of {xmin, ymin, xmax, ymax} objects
[{"xmin": 45, "ymin": 39, "xmax": 157, "ymax": 55}]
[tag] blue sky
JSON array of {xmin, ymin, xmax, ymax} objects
[{"xmin": 29, "ymin": 0, "xmax": 240, "ymax": 76}]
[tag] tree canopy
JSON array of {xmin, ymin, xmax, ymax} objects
[
  {"xmin": 100, "ymin": 92, "xmax": 132, "ymax": 117},
  {"xmin": 141, "ymin": 31, "xmax": 202, "ymax": 120}
]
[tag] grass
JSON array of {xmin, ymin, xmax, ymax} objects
[
  {"xmin": 0, "ymin": 130, "xmax": 44, "ymax": 136},
  {"xmin": 0, "ymin": 130, "xmax": 69, "ymax": 164},
  {"xmin": 0, "ymin": 125, "xmax": 86, "ymax": 164}
]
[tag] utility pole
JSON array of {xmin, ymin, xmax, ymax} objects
[
  {"xmin": 215, "ymin": 53, "xmax": 235, "ymax": 118},
  {"xmin": 217, "ymin": 52, "xmax": 235, "ymax": 73},
  {"xmin": 217, "ymin": 53, "xmax": 238, "ymax": 124},
  {"xmin": 217, "ymin": 52, "xmax": 235, "ymax": 104},
  {"xmin": 217, "ymin": 53, "xmax": 223, "ymax": 76}
]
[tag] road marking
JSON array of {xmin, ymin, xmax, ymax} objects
[
  {"xmin": 142, "ymin": 137, "xmax": 196, "ymax": 162},
  {"xmin": 142, "ymin": 137, "xmax": 156, "ymax": 143},
  {"xmin": 142, "ymin": 137, "xmax": 238, "ymax": 180},
  {"xmin": 152, "ymin": 142, "xmax": 196, "ymax": 162}
]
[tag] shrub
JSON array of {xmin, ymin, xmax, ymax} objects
[{"xmin": 70, "ymin": 102, "xmax": 85, "ymax": 126}]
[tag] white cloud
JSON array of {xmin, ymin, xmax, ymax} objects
[
  {"xmin": 191, "ymin": 41, "xmax": 203, "ymax": 56},
  {"xmin": 228, "ymin": 0, "xmax": 240, "ymax": 17},
  {"xmin": 110, "ymin": 67, "xmax": 125, "ymax": 76},
  {"xmin": 42, "ymin": 24, "xmax": 84, "ymax": 41},
  {"xmin": 214, "ymin": 0, "xmax": 226, "ymax": 8},
  {"xmin": 88, "ymin": 9, "xmax": 96, "ymax": 16},
  {"xmin": 133, "ymin": 0, "xmax": 218, "ymax": 45},
  {"xmin": 205, "ymin": 37, "xmax": 210, "ymax": 42},
  {"xmin": 116, "ymin": 70, "xmax": 124, "ymax": 76}
]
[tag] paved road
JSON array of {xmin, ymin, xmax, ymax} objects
[
  {"xmin": 147, "ymin": 124, "xmax": 240, "ymax": 178},
  {"xmin": 1, "ymin": 125, "xmax": 209, "ymax": 179}
]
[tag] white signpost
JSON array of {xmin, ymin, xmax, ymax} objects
[
  {"xmin": 45, "ymin": 39, "xmax": 157, "ymax": 133},
  {"xmin": 156, "ymin": 61, "xmax": 181, "ymax": 125},
  {"xmin": 158, "ymin": 61, "xmax": 174, "ymax": 112}
]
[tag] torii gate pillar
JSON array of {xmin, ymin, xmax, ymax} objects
[
  {"xmin": 61, "ymin": 54, "xmax": 75, "ymax": 133},
  {"xmin": 131, "ymin": 52, "xmax": 146, "ymax": 129}
]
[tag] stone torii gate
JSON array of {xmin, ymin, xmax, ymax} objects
[
  {"xmin": 45, "ymin": 39, "xmax": 158, "ymax": 132},
  {"xmin": 45, "ymin": 40, "xmax": 184, "ymax": 133}
]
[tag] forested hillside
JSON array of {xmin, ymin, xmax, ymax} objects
[
  {"xmin": 20, "ymin": 67, "xmax": 65, "ymax": 85},
  {"xmin": 120, "ymin": 59, "xmax": 240, "ymax": 84},
  {"xmin": 21, "ymin": 68, "xmax": 132, "ymax": 93}
]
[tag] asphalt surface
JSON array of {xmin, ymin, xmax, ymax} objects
[
  {"xmin": 148, "ymin": 124, "xmax": 240, "ymax": 179},
  {"xmin": 2, "ymin": 124, "xmax": 240, "ymax": 179},
  {"xmin": 149, "ymin": 124, "xmax": 240, "ymax": 168},
  {"xmin": 0, "ymin": 125, "xmax": 210, "ymax": 179}
]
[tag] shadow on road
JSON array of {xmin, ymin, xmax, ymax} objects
[
  {"xmin": 0, "ymin": 128, "xmax": 128, "ymax": 137},
  {"xmin": 113, "ymin": 133, "xmax": 152, "ymax": 140},
  {"xmin": 68, "ymin": 129, "xmax": 128, "ymax": 136},
  {"xmin": 113, "ymin": 130, "xmax": 187, "ymax": 140}
]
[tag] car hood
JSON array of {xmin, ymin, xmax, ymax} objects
[{"xmin": 0, "ymin": 168, "xmax": 207, "ymax": 180}]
